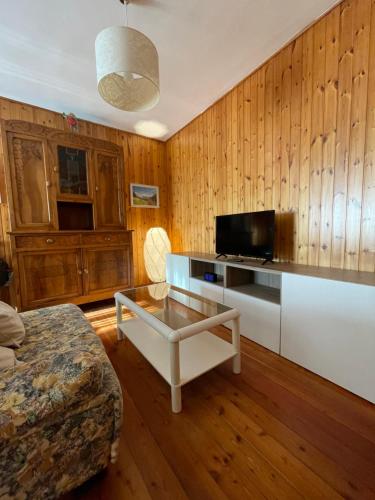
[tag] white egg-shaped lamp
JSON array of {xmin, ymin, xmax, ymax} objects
[{"xmin": 144, "ymin": 227, "xmax": 171, "ymax": 283}]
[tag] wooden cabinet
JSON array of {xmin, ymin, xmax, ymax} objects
[
  {"xmin": 18, "ymin": 249, "xmax": 83, "ymax": 309},
  {"xmin": 7, "ymin": 132, "xmax": 57, "ymax": 230},
  {"xmin": 12, "ymin": 231, "xmax": 133, "ymax": 310},
  {"xmin": 2, "ymin": 120, "xmax": 126, "ymax": 232},
  {"xmin": 83, "ymin": 246, "xmax": 131, "ymax": 294},
  {"xmin": 0, "ymin": 120, "xmax": 132, "ymax": 310},
  {"xmin": 94, "ymin": 151, "xmax": 124, "ymax": 229}
]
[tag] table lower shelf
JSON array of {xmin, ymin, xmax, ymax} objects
[{"xmin": 118, "ymin": 317, "xmax": 236, "ymax": 386}]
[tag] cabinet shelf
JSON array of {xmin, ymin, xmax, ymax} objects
[
  {"xmin": 228, "ymin": 283, "xmax": 280, "ymax": 304},
  {"xmin": 57, "ymin": 201, "xmax": 94, "ymax": 230},
  {"xmin": 191, "ymin": 275, "xmax": 225, "ymax": 288},
  {"xmin": 190, "ymin": 259, "xmax": 225, "ymax": 285},
  {"xmin": 226, "ymin": 265, "xmax": 281, "ymax": 305}
]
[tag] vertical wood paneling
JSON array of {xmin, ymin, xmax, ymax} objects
[
  {"xmin": 167, "ymin": 0, "xmax": 375, "ymax": 272},
  {"xmin": 237, "ymin": 83, "xmax": 245, "ymax": 214},
  {"xmin": 272, "ymin": 54, "xmax": 282, "ymax": 260},
  {"xmin": 360, "ymin": 0, "xmax": 375, "ymax": 272},
  {"xmin": 298, "ymin": 29, "xmax": 313, "ymax": 264},
  {"xmin": 243, "ymin": 80, "xmax": 252, "ymax": 213},
  {"xmin": 264, "ymin": 61, "xmax": 274, "ymax": 210},
  {"xmin": 257, "ymin": 67, "xmax": 265, "ymax": 212},
  {"xmin": 250, "ymin": 74, "xmax": 258, "ymax": 213},
  {"xmin": 0, "ymin": 97, "xmax": 169, "ymax": 287},
  {"xmin": 344, "ymin": 0, "xmax": 371, "ymax": 269},
  {"xmin": 319, "ymin": 9, "xmax": 340, "ymax": 267},
  {"xmin": 308, "ymin": 18, "xmax": 326, "ymax": 266},
  {"xmin": 290, "ymin": 38, "xmax": 302, "ymax": 263},
  {"xmin": 332, "ymin": 0, "xmax": 354, "ymax": 268},
  {"xmin": 280, "ymin": 46, "xmax": 292, "ymax": 261}
]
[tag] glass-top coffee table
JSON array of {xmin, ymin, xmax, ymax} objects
[{"xmin": 115, "ymin": 283, "xmax": 241, "ymax": 413}]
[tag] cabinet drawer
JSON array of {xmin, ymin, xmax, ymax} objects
[
  {"xmin": 81, "ymin": 232, "xmax": 130, "ymax": 246},
  {"xmin": 223, "ymin": 288, "xmax": 281, "ymax": 354},
  {"xmin": 15, "ymin": 234, "xmax": 81, "ymax": 250},
  {"xmin": 189, "ymin": 277, "xmax": 224, "ymax": 303}
]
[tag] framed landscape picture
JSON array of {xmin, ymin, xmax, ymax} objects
[{"xmin": 130, "ymin": 183, "xmax": 160, "ymax": 208}]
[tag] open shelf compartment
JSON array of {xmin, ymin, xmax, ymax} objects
[
  {"xmin": 226, "ymin": 266, "xmax": 281, "ymax": 304},
  {"xmin": 190, "ymin": 259, "xmax": 225, "ymax": 287}
]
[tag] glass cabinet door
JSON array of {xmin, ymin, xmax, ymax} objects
[{"xmin": 57, "ymin": 145, "xmax": 89, "ymax": 196}]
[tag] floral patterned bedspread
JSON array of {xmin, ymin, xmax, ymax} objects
[{"xmin": 0, "ymin": 304, "xmax": 123, "ymax": 499}]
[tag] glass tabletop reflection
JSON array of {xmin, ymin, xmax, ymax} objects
[{"xmin": 118, "ymin": 282, "xmax": 232, "ymax": 331}]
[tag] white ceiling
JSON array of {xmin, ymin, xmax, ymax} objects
[{"xmin": 0, "ymin": 0, "xmax": 340, "ymax": 141}]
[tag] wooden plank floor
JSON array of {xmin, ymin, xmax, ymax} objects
[{"xmin": 65, "ymin": 300, "xmax": 375, "ymax": 500}]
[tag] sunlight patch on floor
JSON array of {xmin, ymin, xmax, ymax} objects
[{"xmin": 84, "ymin": 301, "xmax": 160, "ymax": 336}]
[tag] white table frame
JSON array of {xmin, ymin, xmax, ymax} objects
[{"xmin": 115, "ymin": 291, "xmax": 241, "ymax": 413}]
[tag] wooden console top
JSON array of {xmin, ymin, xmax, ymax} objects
[{"xmin": 173, "ymin": 252, "xmax": 375, "ymax": 288}]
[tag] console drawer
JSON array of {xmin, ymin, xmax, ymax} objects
[
  {"xmin": 223, "ymin": 288, "xmax": 281, "ymax": 354},
  {"xmin": 15, "ymin": 234, "xmax": 81, "ymax": 250},
  {"xmin": 81, "ymin": 232, "xmax": 131, "ymax": 246},
  {"xmin": 189, "ymin": 277, "xmax": 224, "ymax": 303}
]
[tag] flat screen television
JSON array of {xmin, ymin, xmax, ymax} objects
[{"xmin": 215, "ymin": 210, "xmax": 275, "ymax": 262}]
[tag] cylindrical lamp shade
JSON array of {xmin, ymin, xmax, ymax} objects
[
  {"xmin": 144, "ymin": 227, "xmax": 171, "ymax": 283},
  {"xmin": 95, "ymin": 26, "xmax": 160, "ymax": 112}
]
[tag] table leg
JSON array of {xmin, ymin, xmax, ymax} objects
[
  {"xmin": 116, "ymin": 299, "xmax": 125, "ymax": 341},
  {"xmin": 171, "ymin": 385, "xmax": 182, "ymax": 413},
  {"xmin": 170, "ymin": 341, "xmax": 182, "ymax": 413},
  {"xmin": 232, "ymin": 316, "xmax": 241, "ymax": 374}
]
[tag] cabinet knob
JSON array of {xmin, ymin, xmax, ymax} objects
[
  {"xmin": 83, "ymin": 269, "xmax": 89, "ymax": 274},
  {"xmin": 46, "ymin": 180, "xmax": 51, "ymax": 188},
  {"xmin": 53, "ymin": 166, "xmax": 59, "ymax": 173},
  {"xmin": 104, "ymin": 236, "xmax": 111, "ymax": 241},
  {"xmin": 46, "ymin": 238, "xmax": 54, "ymax": 244},
  {"xmin": 77, "ymin": 269, "xmax": 83, "ymax": 275},
  {"xmin": 95, "ymin": 186, "xmax": 99, "ymax": 191}
]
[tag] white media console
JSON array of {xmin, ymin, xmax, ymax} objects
[{"xmin": 166, "ymin": 252, "xmax": 375, "ymax": 404}]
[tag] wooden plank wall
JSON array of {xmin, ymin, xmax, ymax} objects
[
  {"xmin": 166, "ymin": 0, "xmax": 375, "ymax": 272},
  {"xmin": 0, "ymin": 97, "xmax": 169, "ymax": 287}
]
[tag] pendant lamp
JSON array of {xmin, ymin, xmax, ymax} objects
[{"xmin": 95, "ymin": 0, "xmax": 160, "ymax": 112}]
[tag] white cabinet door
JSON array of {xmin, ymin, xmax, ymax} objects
[
  {"xmin": 189, "ymin": 277, "xmax": 224, "ymax": 303},
  {"xmin": 281, "ymin": 273, "xmax": 375, "ymax": 403},
  {"xmin": 166, "ymin": 254, "xmax": 190, "ymax": 290},
  {"xmin": 224, "ymin": 288, "xmax": 281, "ymax": 353}
]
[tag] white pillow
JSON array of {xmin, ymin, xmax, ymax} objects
[
  {"xmin": 0, "ymin": 301, "xmax": 25, "ymax": 347},
  {"xmin": 0, "ymin": 346, "xmax": 17, "ymax": 370}
]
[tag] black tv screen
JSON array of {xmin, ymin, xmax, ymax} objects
[{"xmin": 215, "ymin": 210, "xmax": 275, "ymax": 260}]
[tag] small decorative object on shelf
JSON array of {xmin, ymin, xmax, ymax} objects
[
  {"xmin": 62, "ymin": 112, "xmax": 79, "ymax": 132},
  {"xmin": 204, "ymin": 272, "xmax": 218, "ymax": 283}
]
